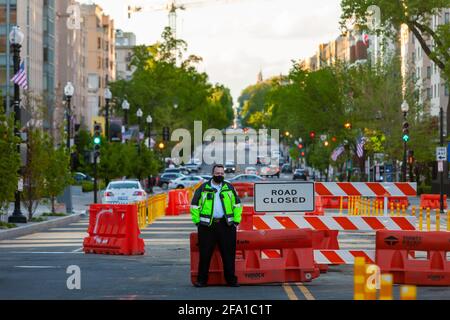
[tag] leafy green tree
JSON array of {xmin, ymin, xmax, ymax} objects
[
  {"xmin": 44, "ymin": 144, "xmax": 72, "ymax": 214},
  {"xmin": 21, "ymin": 128, "xmax": 50, "ymax": 219},
  {"xmin": 0, "ymin": 106, "xmax": 20, "ymax": 216},
  {"xmin": 340, "ymin": 0, "xmax": 450, "ymax": 129},
  {"xmin": 74, "ymin": 129, "xmax": 92, "ymax": 174},
  {"xmin": 110, "ymin": 27, "xmax": 234, "ymax": 144},
  {"xmin": 129, "ymin": 144, "xmax": 162, "ymax": 181}
]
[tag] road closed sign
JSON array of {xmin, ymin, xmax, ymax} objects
[{"xmin": 254, "ymin": 182, "xmax": 315, "ymax": 213}]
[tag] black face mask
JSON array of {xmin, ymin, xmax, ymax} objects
[{"xmin": 213, "ymin": 175, "xmax": 224, "ymax": 184}]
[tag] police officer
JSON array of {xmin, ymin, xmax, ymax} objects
[{"xmin": 190, "ymin": 164, "xmax": 242, "ymax": 287}]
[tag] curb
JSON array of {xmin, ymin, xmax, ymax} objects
[{"xmin": 0, "ymin": 213, "xmax": 85, "ymax": 240}]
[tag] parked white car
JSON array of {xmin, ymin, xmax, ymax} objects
[
  {"xmin": 245, "ymin": 166, "xmax": 257, "ymax": 175},
  {"xmin": 169, "ymin": 176, "xmax": 205, "ymax": 189},
  {"xmin": 102, "ymin": 180, "xmax": 147, "ymax": 204}
]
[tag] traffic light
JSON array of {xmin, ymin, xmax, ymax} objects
[
  {"xmin": 298, "ymin": 143, "xmax": 306, "ymax": 158},
  {"xmin": 93, "ymin": 122, "xmax": 102, "ymax": 157},
  {"xmin": 402, "ymin": 121, "xmax": 410, "ymax": 142},
  {"xmin": 344, "ymin": 122, "xmax": 352, "ymax": 129},
  {"xmin": 324, "ymin": 141, "xmax": 329, "ymax": 147},
  {"xmin": 408, "ymin": 150, "xmax": 414, "ymax": 164},
  {"xmin": 163, "ymin": 127, "xmax": 170, "ymax": 142},
  {"xmin": 309, "ymin": 131, "xmax": 315, "ymax": 139}
]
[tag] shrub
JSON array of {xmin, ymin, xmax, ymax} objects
[
  {"xmin": 42, "ymin": 213, "xmax": 67, "ymax": 217},
  {"xmin": 0, "ymin": 221, "xmax": 17, "ymax": 229}
]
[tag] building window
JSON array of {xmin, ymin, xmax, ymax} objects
[
  {"xmin": 445, "ymin": 84, "xmax": 449, "ymax": 97},
  {"xmin": 427, "ymin": 88, "xmax": 432, "ymax": 99},
  {"xmin": 445, "ymin": 13, "xmax": 449, "ymax": 24},
  {"xmin": 427, "ymin": 66, "xmax": 431, "ymax": 79},
  {"xmin": 97, "ymin": 37, "xmax": 101, "ymax": 49},
  {"xmin": 97, "ymin": 57, "xmax": 101, "ymax": 69}
]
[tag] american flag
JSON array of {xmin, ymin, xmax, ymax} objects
[
  {"xmin": 331, "ymin": 145, "xmax": 345, "ymax": 162},
  {"xmin": 11, "ymin": 61, "xmax": 28, "ymax": 90},
  {"xmin": 356, "ymin": 136, "xmax": 366, "ymax": 158}
]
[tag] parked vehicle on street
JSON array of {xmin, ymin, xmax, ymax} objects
[
  {"xmin": 73, "ymin": 172, "xmax": 94, "ymax": 183},
  {"xmin": 293, "ymin": 169, "xmax": 308, "ymax": 181},
  {"xmin": 259, "ymin": 165, "xmax": 280, "ymax": 178},
  {"xmin": 169, "ymin": 176, "xmax": 205, "ymax": 189},
  {"xmin": 185, "ymin": 162, "xmax": 201, "ymax": 173},
  {"xmin": 158, "ymin": 173, "xmax": 186, "ymax": 189},
  {"xmin": 244, "ymin": 166, "xmax": 257, "ymax": 175},
  {"xmin": 102, "ymin": 180, "xmax": 147, "ymax": 204},
  {"xmin": 281, "ymin": 164, "xmax": 293, "ymax": 173},
  {"xmin": 225, "ymin": 161, "xmax": 236, "ymax": 173},
  {"xmin": 164, "ymin": 167, "xmax": 190, "ymax": 175}
]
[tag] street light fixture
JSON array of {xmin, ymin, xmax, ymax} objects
[
  {"xmin": 63, "ymin": 81, "xmax": 75, "ymax": 215},
  {"xmin": 8, "ymin": 26, "xmax": 26, "ymax": 223},
  {"xmin": 146, "ymin": 114, "xmax": 153, "ymax": 193},
  {"xmin": 146, "ymin": 115, "xmax": 153, "ymax": 148},
  {"xmin": 136, "ymin": 108, "xmax": 143, "ymax": 155},
  {"xmin": 122, "ymin": 99, "xmax": 130, "ymax": 130},
  {"xmin": 401, "ymin": 100, "xmax": 409, "ymax": 182},
  {"xmin": 104, "ymin": 88, "xmax": 112, "ymax": 141},
  {"xmin": 64, "ymin": 82, "xmax": 74, "ymax": 151}
]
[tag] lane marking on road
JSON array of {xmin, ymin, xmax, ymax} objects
[
  {"xmin": 6, "ymin": 251, "xmax": 84, "ymax": 254},
  {"xmin": 282, "ymin": 284, "xmax": 298, "ymax": 300},
  {"xmin": 141, "ymin": 231, "xmax": 193, "ymax": 235},
  {"xmin": 296, "ymin": 283, "xmax": 315, "ymax": 300},
  {"xmin": 72, "ymin": 247, "xmax": 83, "ymax": 252},
  {"xmin": 0, "ymin": 243, "xmax": 86, "ymax": 248},
  {"xmin": 14, "ymin": 266, "xmax": 61, "ymax": 269}
]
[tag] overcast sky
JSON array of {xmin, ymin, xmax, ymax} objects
[{"xmin": 80, "ymin": 0, "xmax": 343, "ymax": 102}]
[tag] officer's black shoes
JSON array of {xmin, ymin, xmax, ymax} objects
[{"xmin": 194, "ymin": 281, "xmax": 208, "ymax": 288}]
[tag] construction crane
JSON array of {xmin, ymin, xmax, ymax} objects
[{"xmin": 127, "ymin": 0, "xmax": 248, "ymax": 38}]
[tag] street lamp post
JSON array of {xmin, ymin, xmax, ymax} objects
[
  {"xmin": 146, "ymin": 115, "xmax": 153, "ymax": 148},
  {"xmin": 401, "ymin": 100, "xmax": 409, "ymax": 182},
  {"xmin": 63, "ymin": 82, "xmax": 75, "ymax": 215},
  {"xmin": 64, "ymin": 82, "xmax": 74, "ymax": 151},
  {"xmin": 137, "ymin": 108, "xmax": 143, "ymax": 156},
  {"xmin": 104, "ymin": 88, "xmax": 112, "ymax": 142},
  {"xmin": 136, "ymin": 108, "xmax": 143, "ymax": 182},
  {"xmin": 439, "ymin": 106, "xmax": 445, "ymax": 215},
  {"xmin": 146, "ymin": 115, "xmax": 153, "ymax": 193},
  {"xmin": 8, "ymin": 26, "xmax": 26, "ymax": 223},
  {"xmin": 122, "ymin": 99, "xmax": 130, "ymax": 129}
]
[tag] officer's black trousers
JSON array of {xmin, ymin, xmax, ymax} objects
[{"xmin": 197, "ymin": 218, "xmax": 237, "ymax": 285}]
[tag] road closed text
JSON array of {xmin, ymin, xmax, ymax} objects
[
  {"xmin": 254, "ymin": 182, "xmax": 315, "ymax": 212},
  {"xmin": 262, "ymin": 189, "xmax": 306, "ymax": 204}
]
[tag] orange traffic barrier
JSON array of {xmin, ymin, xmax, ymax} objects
[
  {"xmin": 307, "ymin": 196, "xmax": 325, "ymax": 216},
  {"xmin": 322, "ymin": 196, "xmax": 349, "ymax": 209},
  {"xmin": 420, "ymin": 194, "xmax": 448, "ymax": 210},
  {"xmin": 231, "ymin": 182, "xmax": 254, "ymax": 198},
  {"xmin": 166, "ymin": 189, "xmax": 190, "ymax": 216},
  {"xmin": 83, "ymin": 204, "xmax": 145, "ymax": 255},
  {"xmin": 190, "ymin": 229, "xmax": 320, "ymax": 285},
  {"xmin": 376, "ymin": 230, "xmax": 450, "ymax": 285}
]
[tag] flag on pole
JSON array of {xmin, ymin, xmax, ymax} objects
[
  {"xmin": 356, "ymin": 136, "xmax": 366, "ymax": 158},
  {"xmin": 362, "ymin": 32, "xmax": 370, "ymax": 46},
  {"xmin": 11, "ymin": 61, "xmax": 28, "ymax": 90},
  {"xmin": 331, "ymin": 145, "xmax": 345, "ymax": 162}
]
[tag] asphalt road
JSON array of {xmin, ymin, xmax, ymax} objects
[{"xmin": 1, "ymin": 204, "xmax": 450, "ymax": 300}]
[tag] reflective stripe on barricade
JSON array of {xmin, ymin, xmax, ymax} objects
[
  {"xmin": 253, "ymin": 215, "xmax": 417, "ymax": 231},
  {"xmin": 315, "ymin": 182, "xmax": 417, "ymax": 197}
]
